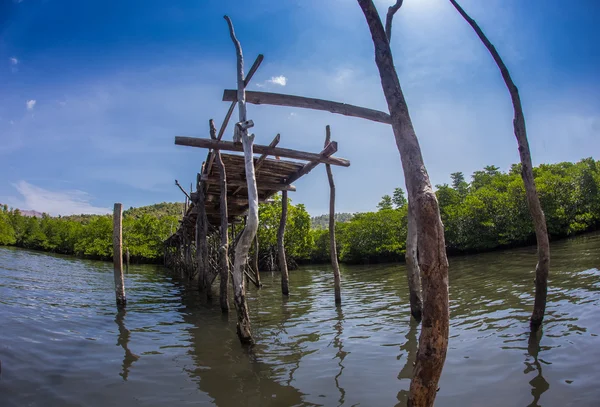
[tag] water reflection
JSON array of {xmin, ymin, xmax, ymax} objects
[
  {"xmin": 396, "ymin": 320, "xmax": 419, "ymax": 406},
  {"xmin": 115, "ymin": 310, "xmax": 139, "ymax": 381},
  {"xmin": 526, "ymin": 329, "xmax": 549, "ymax": 407},
  {"xmin": 333, "ymin": 305, "xmax": 347, "ymax": 406}
]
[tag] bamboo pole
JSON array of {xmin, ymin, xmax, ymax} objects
[
  {"xmin": 325, "ymin": 126, "xmax": 341, "ymax": 305},
  {"xmin": 196, "ymin": 181, "xmax": 209, "ymax": 292},
  {"xmin": 225, "ymin": 14, "xmax": 254, "ymax": 344},
  {"xmin": 448, "ymin": 0, "xmax": 550, "ymax": 331},
  {"xmin": 278, "ymin": 190, "xmax": 289, "ymax": 296},
  {"xmin": 113, "ymin": 203, "xmax": 126, "ymax": 308},
  {"xmin": 357, "ymin": 2, "xmax": 449, "ymax": 406}
]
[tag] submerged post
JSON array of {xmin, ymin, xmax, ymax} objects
[
  {"xmin": 253, "ymin": 234, "xmax": 261, "ymax": 287},
  {"xmin": 278, "ymin": 190, "xmax": 289, "ymax": 296},
  {"xmin": 113, "ymin": 203, "xmax": 126, "ymax": 308},
  {"xmin": 126, "ymin": 247, "xmax": 130, "ymax": 272},
  {"xmin": 325, "ymin": 126, "xmax": 342, "ymax": 305}
]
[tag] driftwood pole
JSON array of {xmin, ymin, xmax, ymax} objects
[
  {"xmin": 278, "ymin": 190, "xmax": 290, "ymax": 296},
  {"xmin": 448, "ymin": 0, "xmax": 550, "ymax": 331},
  {"xmin": 385, "ymin": 0, "xmax": 422, "ymax": 322},
  {"xmin": 225, "ymin": 15, "xmax": 256, "ymax": 344},
  {"xmin": 196, "ymin": 178, "xmax": 209, "ymax": 292},
  {"xmin": 113, "ymin": 203, "xmax": 126, "ymax": 308},
  {"xmin": 211, "ymin": 119, "xmax": 230, "ymax": 313},
  {"xmin": 325, "ymin": 125, "xmax": 342, "ymax": 305},
  {"xmin": 253, "ymin": 234, "xmax": 261, "ymax": 287},
  {"xmin": 357, "ymin": 1, "xmax": 449, "ymax": 406}
]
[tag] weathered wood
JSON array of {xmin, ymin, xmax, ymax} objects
[
  {"xmin": 215, "ymin": 139, "xmax": 230, "ymax": 313},
  {"xmin": 253, "ymin": 234, "xmax": 261, "ymax": 287},
  {"xmin": 125, "ymin": 247, "xmax": 130, "ymax": 272},
  {"xmin": 205, "ymin": 194, "xmax": 273, "ymax": 205},
  {"xmin": 357, "ymin": 2, "xmax": 449, "ymax": 406},
  {"xmin": 225, "ymin": 14, "xmax": 254, "ymax": 345},
  {"xmin": 175, "ymin": 180, "xmax": 192, "ymax": 201},
  {"xmin": 285, "ymin": 141, "xmax": 338, "ymax": 185},
  {"xmin": 325, "ymin": 126, "xmax": 341, "ymax": 305},
  {"xmin": 175, "ymin": 137, "xmax": 350, "ymax": 167},
  {"xmin": 448, "ymin": 0, "xmax": 550, "ymax": 331},
  {"xmin": 385, "ymin": 0, "xmax": 403, "ymax": 42},
  {"xmin": 406, "ymin": 200, "xmax": 423, "ymax": 321},
  {"xmin": 222, "ymin": 89, "xmax": 392, "ymax": 124},
  {"xmin": 202, "ymin": 176, "xmax": 297, "ymax": 191},
  {"xmin": 113, "ymin": 203, "xmax": 126, "ymax": 308},
  {"xmin": 196, "ymin": 181, "xmax": 209, "ymax": 292},
  {"xmin": 255, "ymin": 134, "xmax": 281, "ymax": 170},
  {"xmin": 278, "ymin": 190, "xmax": 289, "ymax": 296}
]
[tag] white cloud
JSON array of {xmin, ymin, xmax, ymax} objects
[
  {"xmin": 267, "ymin": 75, "xmax": 287, "ymax": 86},
  {"xmin": 9, "ymin": 57, "xmax": 18, "ymax": 65},
  {"xmin": 8, "ymin": 181, "xmax": 111, "ymax": 216},
  {"xmin": 26, "ymin": 100, "xmax": 36, "ymax": 110}
]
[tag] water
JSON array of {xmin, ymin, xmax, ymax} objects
[{"xmin": 1, "ymin": 233, "xmax": 599, "ymax": 407}]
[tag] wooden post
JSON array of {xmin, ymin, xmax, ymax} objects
[
  {"xmin": 113, "ymin": 203, "xmax": 126, "ymax": 307},
  {"xmin": 125, "ymin": 247, "xmax": 130, "ymax": 272},
  {"xmin": 357, "ymin": 1, "xmax": 449, "ymax": 406},
  {"xmin": 448, "ymin": 0, "xmax": 550, "ymax": 331},
  {"xmin": 253, "ymin": 234, "xmax": 261, "ymax": 287},
  {"xmin": 278, "ymin": 190, "xmax": 289, "ymax": 296},
  {"xmin": 196, "ymin": 180, "xmax": 209, "ymax": 292},
  {"xmin": 212, "ymin": 119, "xmax": 230, "ymax": 313},
  {"xmin": 406, "ymin": 201, "xmax": 423, "ymax": 321},
  {"xmin": 325, "ymin": 126, "xmax": 341, "ymax": 304},
  {"xmin": 225, "ymin": 15, "xmax": 255, "ymax": 344}
]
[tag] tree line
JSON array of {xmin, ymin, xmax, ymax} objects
[{"xmin": 1, "ymin": 158, "xmax": 598, "ymax": 265}]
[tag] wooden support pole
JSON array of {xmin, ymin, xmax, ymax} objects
[
  {"xmin": 222, "ymin": 89, "xmax": 392, "ymax": 124},
  {"xmin": 126, "ymin": 247, "xmax": 130, "ymax": 272},
  {"xmin": 213, "ymin": 120, "xmax": 230, "ymax": 314},
  {"xmin": 175, "ymin": 179, "xmax": 192, "ymax": 201},
  {"xmin": 175, "ymin": 137, "xmax": 351, "ymax": 167},
  {"xmin": 225, "ymin": 14, "xmax": 254, "ymax": 345},
  {"xmin": 325, "ymin": 126, "xmax": 342, "ymax": 305},
  {"xmin": 278, "ymin": 190, "xmax": 289, "ymax": 296},
  {"xmin": 113, "ymin": 203, "xmax": 126, "ymax": 308},
  {"xmin": 232, "ymin": 134, "xmax": 281, "ymax": 196},
  {"xmin": 196, "ymin": 182, "xmax": 209, "ymax": 292},
  {"xmin": 253, "ymin": 234, "xmax": 261, "ymax": 287},
  {"xmin": 406, "ymin": 199, "xmax": 423, "ymax": 321}
]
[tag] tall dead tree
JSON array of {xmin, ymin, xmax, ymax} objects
[
  {"xmin": 278, "ymin": 190, "xmax": 290, "ymax": 296},
  {"xmin": 225, "ymin": 15, "xmax": 255, "ymax": 344},
  {"xmin": 325, "ymin": 125, "xmax": 342, "ymax": 305},
  {"xmin": 386, "ymin": 0, "xmax": 422, "ymax": 322},
  {"xmin": 449, "ymin": 0, "xmax": 550, "ymax": 330},
  {"xmin": 357, "ymin": 1, "xmax": 449, "ymax": 406}
]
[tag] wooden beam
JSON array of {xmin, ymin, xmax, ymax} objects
[
  {"xmin": 175, "ymin": 137, "xmax": 350, "ymax": 167},
  {"xmin": 205, "ymin": 194, "xmax": 273, "ymax": 205},
  {"xmin": 175, "ymin": 180, "xmax": 192, "ymax": 201},
  {"xmin": 201, "ymin": 175, "xmax": 296, "ymax": 191},
  {"xmin": 285, "ymin": 141, "xmax": 338, "ymax": 185},
  {"xmin": 223, "ymin": 89, "xmax": 392, "ymax": 124}
]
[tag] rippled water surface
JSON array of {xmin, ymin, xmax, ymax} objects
[{"xmin": 1, "ymin": 233, "xmax": 600, "ymax": 406}]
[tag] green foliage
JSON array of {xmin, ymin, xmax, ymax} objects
[
  {"xmin": 392, "ymin": 187, "xmax": 407, "ymax": 209},
  {"xmin": 377, "ymin": 195, "xmax": 394, "ymax": 211},
  {"xmin": 310, "ymin": 212, "xmax": 354, "ymax": 229}
]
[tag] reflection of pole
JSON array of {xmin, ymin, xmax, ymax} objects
[
  {"xmin": 115, "ymin": 310, "xmax": 139, "ymax": 381},
  {"xmin": 333, "ymin": 305, "xmax": 347, "ymax": 405},
  {"xmin": 526, "ymin": 329, "xmax": 549, "ymax": 406},
  {"xmin": 397, "ymin": 319, "xmax": 419, "ymax": 404}
]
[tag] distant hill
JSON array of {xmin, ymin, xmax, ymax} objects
[
  {"xmin": 311, "ymin": 213, "xmax": 354, "ymax": 229},
  {"xmin": 123, "ymin": 202, "xmax": 184, "ymax": 219},
  {"xmin": 0, "ymin": 204, "xmax": 43, "ymax": 218}
]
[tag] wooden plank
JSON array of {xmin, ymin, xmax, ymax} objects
[
  {"xmin": 201, "ymin": 175, "xmax": 296, "ymax": 191},
  {"xmin": 285, "ymin": 141, "xmax": 338, "ymax": 185},
  {"xmin": 223, "ymin": 89, "xmax": 392, "ymax": 124},
  {"xmin": 232, "ymin": 134, "xmax": 281, "ymax": 196},
  {"xmin": 175, "ymin": 137, "xmax": 350, "ymax": 167}
]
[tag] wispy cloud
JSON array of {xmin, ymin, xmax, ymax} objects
[
  {"xmin": 6, "ymin": 181, "xmax": 111, "ymax": 216},
  {"xmin": 26, "ymin": 100, "xmax": 36, "ymax": 110},
  {"xmin": 9, "ymin": 57, "xmax": 18, "ymax": 65},
  {"xmin": 257, "ymin": 75, "xmax": 288, "ymax": 87}
]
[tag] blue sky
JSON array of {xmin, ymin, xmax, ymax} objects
[{"xmin": 1, "ymin": 0, "xmax": 599, "ymax": 216}]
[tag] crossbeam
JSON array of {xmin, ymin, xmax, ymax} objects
[
  {"xmin": 201, "ymin": 176, "xmax": 297, "ymax": 191},
  {"xmin": 222, "ymin": 89, "xmax": 392, "ymax": 124},
  {"xmin": 285, "ymin": 141, "xmax": 337, "ymax": 185},
  {"xmin": 175, "ymin": 137, "xmax": 350, "ymax": 167}
]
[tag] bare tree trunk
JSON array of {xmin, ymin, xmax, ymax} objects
[
  {"xmin": 449, "ymin": 0, "xmax": 550, "ymax": 330},
  {"xmin": 385, "ymin": 0, "xmax": 423, "ymax": 323},
  {"xmin": 225, "ymin": 15, "xmax": 255, "ymax": 344},
  {"xmin": 113, "ymin": 203, "xmax": 126, "ymax": 308},
  {"xmin": 325, "ymin": 125, "xmax": 342, "ymax": 305},
  {"xmin": 278, "ymin": 190, "xmax": 290, "ymax": 296},
  {"xmin": 357, "ymin": 2, "xmax": 449, "ymax": 406}
]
